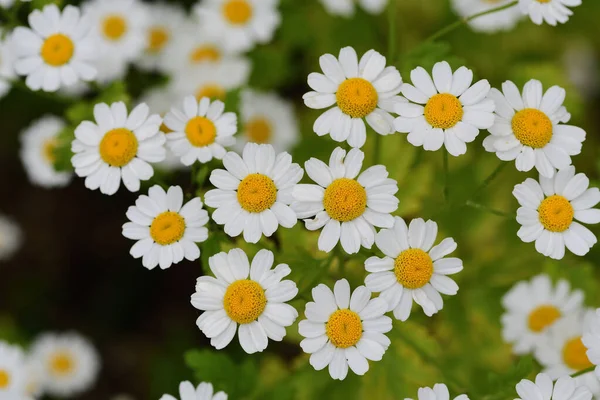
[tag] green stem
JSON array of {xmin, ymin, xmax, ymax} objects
[
  {"xmin": 443, "ymin": 151, "xmax": 450, "ymax": 203},
  {"xmin": 424, "ymin": 0, "xmax": 518, "ymax": 43},
  {"xmin": 465, "ymin": 200, "xmax": 512, "ymax": 219},
  {"xmin": 571, "ymin": 366, "xmax": 595, "ymax": 378},
  {"xmin": 470, "ymin": 161, "xmax": 508, "ymax": 200}
]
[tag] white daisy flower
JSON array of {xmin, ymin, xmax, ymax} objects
[
  {"xmin": 405, "ymin": 383, "xmax": 469, "ymax": 400},
  {"xmin": 191, "ymin": 248, "xmax": 299, "ymax": 354},
  {"xmin": 319, "ymin": 0, "xmax": 388, "ymax": 17},
  {"xmin": 205, "ymin": 143, "xmax": 303, "ymax": 243},
  {"xmin": 123, "ymin": 185, "xmax": 209, "ymax": 270},
  {"xmin": 160, "ymin": 381, "xmax": 227, "ymax": 400},
  {"xmin": 0, "ymin": 214, "xmax": 22, "ymax": 262},
  {"xmin": 515, "ymin": 373, "xmax": 592, "ymax": 400},
  {"xmin": 0, "ymin": 341, "xmax": 27, "ymax": 398},
  {"xmin": 236, "ymin": 89, "xmax": 299, "ymax": 153},
  {"xmin": 71, "ymin": 101, "xmax": 166, "ymax": 195},
  {"xmin": 513, "ymin": 166, "xmax": 600, "ymax": 259},
  {"xmin": 536, "ymin": 310, "xmax": 600, "ymax": 398},
  {"xmin": 163, "ymin": 96, "xmax": 237, "ymax": 166},
  {"xmin": 394, "ymin": 61, "xmax": 494, "ymax": 157},
  {"xmin": 23, "ymin": 357, "xmax": 44, "ymax": 400},
  {"xmin": 304, "ymin": 46, "xmax": 402, "ymax": 148},
  {"xmin": 451, "ymin": 0, "xmax": 524, "ymax": 33},
  {"xmin": 501, "ymin": 274, "xmax": 584, "ymax": 355},
  {"xmin": 292, "ymin": 147, "xmax": 399, "ymax": 254},
  {"xmin": 583, "ymin": 309, "xmax": 600, "ymax": 380},
  {"xmin": 20, "ymin": 115, "xmax": 72, "ymax": 188},
  {"xmin": 31, "ymin": 332, "xmax": 100, "ymax": 398},
  {"xmin": 484, "ymin": 79, "xmax": 584, "ymax": 178},
  {"xmin": 193, "ymin": 0, "xmax": 281, "ymax": 53},
  {"xmin": 519, "ymin": 0, "xmax": 581, "ymax": 26},
  {"xmin": 12, "ymin": 4, "xmax": 97, "ymax": 92},
  {"xmin": 365, "ymin": 217, "xmax": 463, "ymax": 321},
  {"xmin": 0, "ymin": 31, "xmax": 16, "ymax": 99},
  {"xmin": 298, "ymin": 278, "xmax": 391, "ymax": 380}
]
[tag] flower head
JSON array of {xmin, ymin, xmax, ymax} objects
[
  {"xmin": 515, "ymin": 373, "xmax": 592, "ymax": 400},
  {"xmin": 319, "ymin": 0, "xmax": 389, "ymax": 17},
  {"xmin": 519, "ymin": 0, "xmax": 581, "ymax": 26},
  {"xmin": 405, "ymin": 383, "xmax": 469, "ymax": 400},
  {"xmin": 0, "ymin": 341, "xmax": 27, "ymax": 398},
  {"xmin": 159, "ymin": 381, "xmax": 227, "ymax": 400}
]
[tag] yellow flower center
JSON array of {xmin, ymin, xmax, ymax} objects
[
  {"xmin": 150, "ymin": 211, "xmax": 186, "ymax": 245},
  {"xmin": 196, "ymin": 84, "xmax": 226, "ymax": 101},
  {"xmin": 538, "ymin": 195, "xmax": 574, "ymax": 233},
  {"xmin": 536, "ymin": 0, "xmax": 551, "ymax": 3},
  {"xmin": 237, "ymin": 174, "xmax": 277, "ymax": 213},
  {"xmin": 49, "ymin": 352, "xmax": 74, "ymax": 376},
  {"xmin": 222, "ymin": 0, "xmax": 253, "ymax": 25},
  {"xmin": 424, "ymin": 93, "xmax": 464, "ymax": 129},
  {"xmin": 99, "ymin": 128, "xmax": 138, "ymax": 167},
  {"xmin": 43, "ymin": 138, "xmax": 58, "ymax": 164},
  {"xmin": 0, "ymin": 369, "xmax": 10, "ymax": 388},
  {"xmin": 189, "ymin": 45, "xmax": 221, "ymax": 64},
  {"xmin": 326, "ymin": 309, "xmax": 363, "ymax": 348},
  {"xmin": 148, "ymin": 27, "xmax": 169, "ymax": 53},
  {"xmin": 185, "ymin": 116, "xmax": 217, "ymax": 147},
  {"xmin": 245, "ymin": 117, "xmax": 272, "ymax": 144},
  {"xmin": 512, "ymin": 108, "xmax": 553, "ymax": 148},
  {"xmin": 336, "ymin": 78, "xmax": 379, "ymax": 119},
  {"xmin": 223, "ymin": 279, "xmax": 266, "ymax": 324},
  {"xmin": 527, "ymin": 305, "xmax": 561, "ymax": 332},
  {"xmin": 323, "ymin": 178, "xmax": 367, "ymax": 222},
  {"xmin": 102, "ymin": 15, "xmax": 128, "ymax": 41},
  {"xmin": 394, "ymin": 248, "xmax": 434, "ymax": 289},
  {"xmin": 41, "ymin": 34, "xmax": 74, "ymax": 67},
  {"xmin": 563, "ymin": 336, "xmax": 594, "ymax": 371}
]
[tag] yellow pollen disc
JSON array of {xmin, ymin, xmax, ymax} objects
[
  {"xmin": 323, "ymin": 178, "xmax": 367, "ymax": 222},
  {"xmin": 563, "ymin": 336, "xmax": 594, "ymax": 371},
  {"xmin": 237, "ymin": 174, "xmax": 277, "ymax": 213},
  {"xmin": 102, "ymin": 15, "xmax": 128, "ymax": 41},
  {"xmin": 222, "ymin": 0, "xmax": 253, "ymax": 25},
  {"xmin": 394, "ymin": 248, "xmax": 434, "ymax": 289},
  {"xmin": 424, "ymin": 93, "xmax": 464, "ymax": 129},
  {"xmin": 150, "ymin": 212, "xmax": 186, "ymax": 245},
  {"xmin": 41, "ymin": 34, "xmax": 74, "ymax": 67},
  {"xmin": 0, "ymin": 369, "xmax": 10, "ymax": 388},
  {"xmin": 245, "ymin": 117, "xmax": 272, "ymax": 144},
  {"xmin": 196, "ymin": 84, "xmax": 226, "ymax": 101},
  {"xmin": 538, "ymin": 195, "xmax": 574, "ymax": 232},
  {"xmin": 148, "ymin": 27, "xmax": 169, "ymax": 53},
  {"xmin": 512, "ymin": 108, "xmax": 553, "ymax": 148},
  {"xmin": 326, "ymin": 309, "xmax": 363, "ymax": 348},
  {"xmin": 43, "ymin": 138, "xmax": 58, "ymax": 163},
  {"xmin": 527, "ymin": 305, "xmax": 561, "ymax": 332},
  {"xmin": 536, "ymin": 0, "xmax": 552, "ymax": 2},
  {"xmin": 49, "ymin": 353, "xmax": 74, "ymax": 376},
  {"xmin": 190, "ymin": 45, "xmax": 221, "ymax": 64},
  {"xmin": 99, "ymin": 128, "xmax": 138, "ymax": 167},
  {"xmin": 336, "ymin": 78, "xmax": 379, "ymax": 119},
  {"xmin": 223, "ymin": 279, "xmax": 266, "ymax": 324},
  {"xmin": 185, "ymin": 116, "xmax": 217, "ymax": 147}
]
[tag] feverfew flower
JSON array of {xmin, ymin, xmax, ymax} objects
[
  {"xmin": 12, "ymin": 4, "xmax": 97, "ymax": 92},
  {"xmin": 191, "ymin": 249, "xmax": 298, "ymax": 354},
  {"xmin": 304, "ymin": 46, "xmax": 402, "ymax": 148},
  {"xmin": 501, "ymin": 274, "xmax": 583, "ymax": 355},
  {"xmin": 298, "ymin": 279, "xmax": 391, "ymax": 380},
  {"xmin": 484, "ymin": 79, "xmax": 584, "ymax": 178},
  {"xmin": 160, "ymin": 381, "xmax": 227, "ymax": 400},
  {"xmin": 515, "ymin": 373, "xmax": 592, "ymax": 400},
  {"xmin": 395, "ymin": 61, "xmax": 494, "ymax": 157},
  {"xmin": 513, "ymin": 167, "xmax": 600, "ymax": 259},
  {"xmin": 319, "ymin": 0, "xmax": 388, "ymax": 17},
  {"xmin": 451, "ymin": 0, "xmax": 524, "ymax": 33},
  {"xmin": 582, "ymin": 309, "xmax": 600, "ymax": 380},
  {"xmin": 205, "ymin": 143, "xmax": 303, "ymax": 243},
  {"xmin": 0, "ymin": 341, "xmax": 27, "ymax": 398},
  {"xmin": 123, "ymin": 185, "xmax": 208, "ymax": 270},
  {"xmin": 0, "ymin": 31, "xmax": 16, "ymax": 99},
  {"xmin": 519, "ymin": 0, "xmax": 581, "ymax": 26},
  {"xmin": 292, "ymin": 147, "xmax": 399, "ymax": 254},
  {"xmin": 71, "ymin": 102, "xmax": 165, "ymax": 195},
  {"xmin": 405, "ymin": 383, "xmax": 469, "ymax": 400},
  {"xmin": 0, "ymin": 215, "xmax": 22, "ymax": 262},
  {"xmin": 365, "ymin": 217, "xmax": 463, "ymax": 321}
]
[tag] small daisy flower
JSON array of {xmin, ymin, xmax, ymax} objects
[
  {"xmin": 484, "ymin": 79, "xmax": 584, "ymax": 178},
  {"xmin": 304, "ymin": 46, "xmax": 402, "ymax": 148},
  {"xmin": 0, "ymin": 341, "xmax": 27, "ymax": 398},
  {"xmin": 236, "ymin": 89, "xmax": 299, "ymax": 153},
  {"xmin": 123, "ymin": 185, "xmax": 209, "ymax": 270},
  {"xmin": 298, "ymin": 279, "xmax": 391, "ymax": 381},
  {"xmin": 513, "ymin": 166, "xmax": 600, "ymax": 259},
  {"xmin": 12, "ymin": 4, "xmax": 97, "ymax": 92},
  {"xmin": 515, "ymin": 373, "xmax": 592, "ymax": 400},
  {"xmin": 191, "ymin": 248, "xmax": 299, "ymax": 354},
  {"xmin": 193, "ymin": 0, "xmax": 281, "ymax": 53},
  {"xmin": 536, "ymin": 310, "xmax": 600, "ymax": 397},
  {"xmin": 0, "ymin": 32, "xmax": 16, "ymax": 99},
  {"xmin": 160, "ymin": 381, "xmax": 227, "ymax": 400},
  {"xmin": 451, "ymin": 0, "xmax": 524, "ymax": 33},
  {"xmin": 163, "ymin": 96, "xmax": 237, "ymax": 166},
  {"xmin": 501, "ymin": 274, "xmax": 584, "ymax": 355},
  {"xmin": 365, "ymin": 217, "xmax": 463, "ymax": 321},
  {"xmin": 319, "ymin": 0, "xmax": 388, "ymax": 17},
  {"xmin": 71, "ymin": 101, "xmax": 165, "ymax": 195},
  {"xmin": 519, "ymin": 0, "xmax": 581, "ymax": 26},
  {"xmin": 582, "ymin": 309, "xmax": 600, "ymax": 380},
  {"xmin": 292, "ymin": 147, "xmax": 399, "ymax": 254},
  {"xmin": 405, "ymin": 383, "xmax": 469, "ymax": 400},
  {"xmin": 20, "ymin": 115, "xmax": 72, "ymax": 188},
  {"xmin": 394, "ymin": 61, "xmax": 494, "ymax": 157},
  {"xmin": 31, "ymin": 332, "xmax": 100, "ymax": 398},
  {"xmin": 0, "ymin": 214, "xmax": 22, "ymax": 262},
  {"xmin": 205, "ymin": 143, "xmax": 303, "ymax": 243}
]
